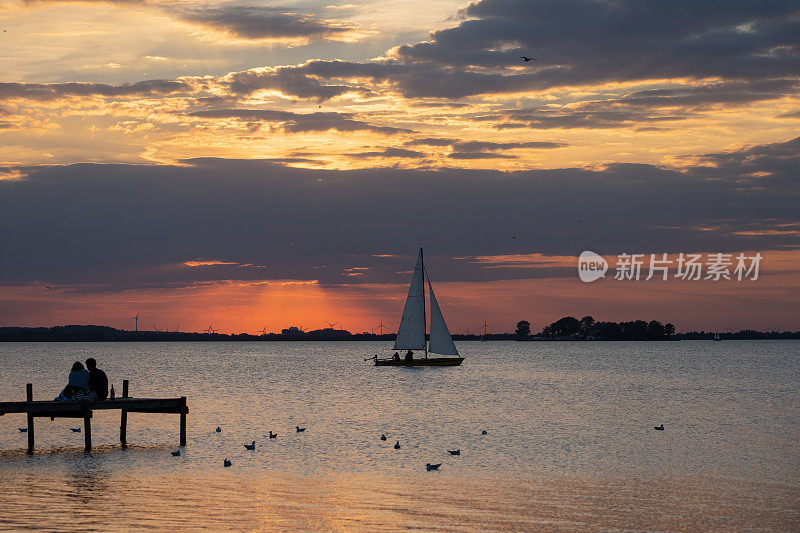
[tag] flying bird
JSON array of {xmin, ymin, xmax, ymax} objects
[
  {"xmin": 520, "ymin": 56, "xmax": 536, "ymax": 62},
  {"xmin": 426, "ymin": 463, "xmax": 441, "ymax": 471}
]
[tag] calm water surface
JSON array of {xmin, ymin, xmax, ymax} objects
[{"xmin": 0, "ymin": 340, "xmax": 798, "ymax": 531}]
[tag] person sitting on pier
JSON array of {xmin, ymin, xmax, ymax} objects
[
  {"xmin": 405, "ymin": 350, "xmax": 414, "ymax": 361},
  {"xmin": 86, "ymin": 358, "xmax": 108, "ymax": 401},
  {"xmin": 55, "ymin": 361, "xmax": 96, "ymax": 401}
]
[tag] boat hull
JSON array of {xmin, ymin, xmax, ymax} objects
[{"xmin": 374, "ymin": 357, "xmax": 464, "ymax": 367}]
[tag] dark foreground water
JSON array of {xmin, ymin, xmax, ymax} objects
[{"xmin": 0, "ymin": 340, "xmax": 798, "ymax": 531}]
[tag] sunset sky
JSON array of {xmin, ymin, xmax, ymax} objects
[{"xmin": 1, "ymin": 0, "xmax": 799, "ymax": 333}]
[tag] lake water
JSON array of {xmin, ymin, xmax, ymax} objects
[{"xmin": 0, "ymin": 340, "xmax": 798, "ymax": 531}]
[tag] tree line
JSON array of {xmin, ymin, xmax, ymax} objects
[{"xmin": 515, "ymin": 316, "xmax": 676, "ymax": 341}]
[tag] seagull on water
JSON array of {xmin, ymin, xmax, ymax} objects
[
  {"xmin": 520, "ymin": 56, "xmax": 536, "ymax": 62},
  {"xmin": 296, "ymin": 426, "xmax": 306, "ymax": 433},
  {"xmin": 448, "ymin": 449, "xmax": 461, "ymax": 455},
  {"xmin": 171, "ymin": 450, "xmax": 181, "ymax": 456},
  {"xmin": 394, "ymin": 441, "xmax": 401, "ymax": 449},
  {"xmin": 70, "ymin": 427, "xmax": 81, "ymax": 433},
  {"xmin": 268, "ymin": 431, "xmax": 277, "ymax": 439},
  {"xmin": 380, "ymin": 434, "xmax": 387, "ymax": 441},
  {"xmin": 216, "ymin": 426, "xmax": 222, "ymax": 433},
  {"xmin": 223, "ymin": 458, "xmax": 232, "ymax": 467},
  {"xmin": 244, "ymin": 441, "xmax": 256, "ymax": 450},
  {"xmin": 654, "ymin": 424, "xmax": 665, "ymax": 431},
  {"xmin": 426, "ymin": 463, "xmax": 441, "ymax": 471},
  {"xmin": 18, "ymin": 428, "xmax": 27, "ymax": 432},
  {"xmin": 481, "ymin": 430, "xmax": 487, "ymax": 435}
]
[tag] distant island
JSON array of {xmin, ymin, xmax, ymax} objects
[{"xmin": 0, "ymin": 319, "xmax": 798, "ymax": 342}]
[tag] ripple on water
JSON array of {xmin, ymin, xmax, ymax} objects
[{"xmin": 0, "ymin": 340, "xmax": 798, "ymax": 530}]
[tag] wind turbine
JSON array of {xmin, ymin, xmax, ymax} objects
[
  {"xmin": 328, "ymin": 322, "xmax": 338, "ymax": 330},
  {"xmin": 206, "ymin": 324, "xmax": 216, "ymax": 334},
  {"xmin": 131, "ymin": 313, "xmax": 140, "ymax": 332},
  {"xmin": 175, "ymin": 324, "xmax": 181, "ymax": 332},
  {"xmin": 153, "ymin": 322, "xmax": 161, "ymax": 332},
  {"xmin": 259, "ymin": 325, "xmax": 267, "ymax": 336},
  {"xmin": 480, "ymin": 317, "xmax": 491, "ymax": 338},
  {"xmin": 376, "ymin": 317, "xmax": 388, "ymax": 335}
]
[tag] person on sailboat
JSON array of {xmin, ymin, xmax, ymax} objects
[
  {"xmin": 405, "ymin": 350, "xmax": 414, "ymax": 361},
  {"xmin": 392, "ymin": 352, "xmax": 400, "ymax": 361}
]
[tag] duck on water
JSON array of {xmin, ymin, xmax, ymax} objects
[{"xmin": 368, "ymin": 247, "xmax": 463, "ymax": 367}]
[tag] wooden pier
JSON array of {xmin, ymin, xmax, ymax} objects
[{"xmin": 0, "ymin": 380, "xmax": 188, "ymax": 453}]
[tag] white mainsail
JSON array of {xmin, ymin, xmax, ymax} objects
[
  {"xmin": 427, "ymin": 281, "xmax": 459, "ymax": 356},
  {"xmin": 393, "ymin": 249, "xmax": 426, "ymax": 350}
]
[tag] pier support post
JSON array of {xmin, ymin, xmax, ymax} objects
[
  {"xmin": 179, "ymin": 396, "xmax": 187, "ymax": 447},
  {"xmin": 119, "ymin": 380, "xmax": 129, "ymax": 447},
  {"xmin": 26, "ymin": 384, "xmax": 34, "ymax": 455},
  {"xmin": 82, "ymin": 402, "xmax": 92, "ymax": 453}
]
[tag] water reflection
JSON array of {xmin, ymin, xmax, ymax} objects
[{"xmin": 0, "ymin": 340, "xmax": 798, "ymax": 530}]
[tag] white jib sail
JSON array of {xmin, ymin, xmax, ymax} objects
[
  {"xmin": 428, "ymin": 281, "xmax": 459, "ymax": 356},
  {"xmin": 393, "ymin": 249, "xmax": 426, "ymax": 350}
]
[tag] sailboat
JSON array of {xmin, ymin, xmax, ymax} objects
[{"xmin": 371, "ymin": 247, "xmax": 463, "ymax": 366}]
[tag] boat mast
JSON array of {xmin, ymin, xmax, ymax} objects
[{"xmin": 421, "ymin": 246, "xmax": 428, "ymax": 359}]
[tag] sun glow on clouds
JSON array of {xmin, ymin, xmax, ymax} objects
[
  {"xmin": 183, "ymin": 260, "xmax": 240, "ymax": 267},
  {"xmin": 2, "ymin": 252, "xmax": 799, "ymax": 332},
  {"xmin": 1, "ymin": 0, "xmax": 799, "ymax": 330}
]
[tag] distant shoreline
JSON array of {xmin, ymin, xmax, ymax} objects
[{"xmin": 0, "ymin": 325, "xmax": 798, "ymax": 342}]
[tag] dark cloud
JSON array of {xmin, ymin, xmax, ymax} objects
[
  {"xmin": 451, "ymin": 141, "xmax": 565, "ymax": 152},
  {"xmin": 182, "ymin": 156, "xmax": 327, "ymax": 167},
  {"xmin": 223, "ymin": 63, "xmax": 369, "ymax": 101},
  {"xmin": 348, "ymin": 147, "xmax": 425, "ymax": 159},
  {"xmin": 219, "ymin": 59, "xmax": 542, "ymax": 100},
  {"xmin": 208, "ymin": 1, "xmax": 800, "ymax": 101},
  {"xmin": 1, "ymin": 136, "xmax": 797, "ymax": 290},
  {"xmin": 447, "ymin": 152, "xmax": 516, "ymax": 159},
  {"xmin": 189, "ymin": 108, "xmax": 411, "ymax": 135},
  {"xmin": 612, "ymin": 79, "xmax": 800, "ymax": 109},
  {"xmin": 0, "ymin": 80, "xmax": 190, "ymax": 101},
  {"xmin": 403, "ymin": 138, "xmax": 565, "ymax": 156},
  {"xmin": 405, "ymin": 138, "xmax": 564, "ymax": 151},
  {"xmin": 398, "ymin": 0, "xmax": 800, "ymax": 90},
  {"xmin": 475, "ymin": 79, "xmax": 800, "ymax": 130},
  {"xmin": 169, "ymin": 4, "xmax": 357, "ymax": 41},
  {"xmin": 487, "ymin": 108, "xmax": 686, "ymax": 130}
]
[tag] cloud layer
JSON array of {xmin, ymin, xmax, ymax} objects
[
  {"xmin": 1, "ymin": 136, "xmax": 797, "ymax": 291},
  {"xmin": 169, "ymin": 4, "xmax": 359, "ymax": 41}
]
